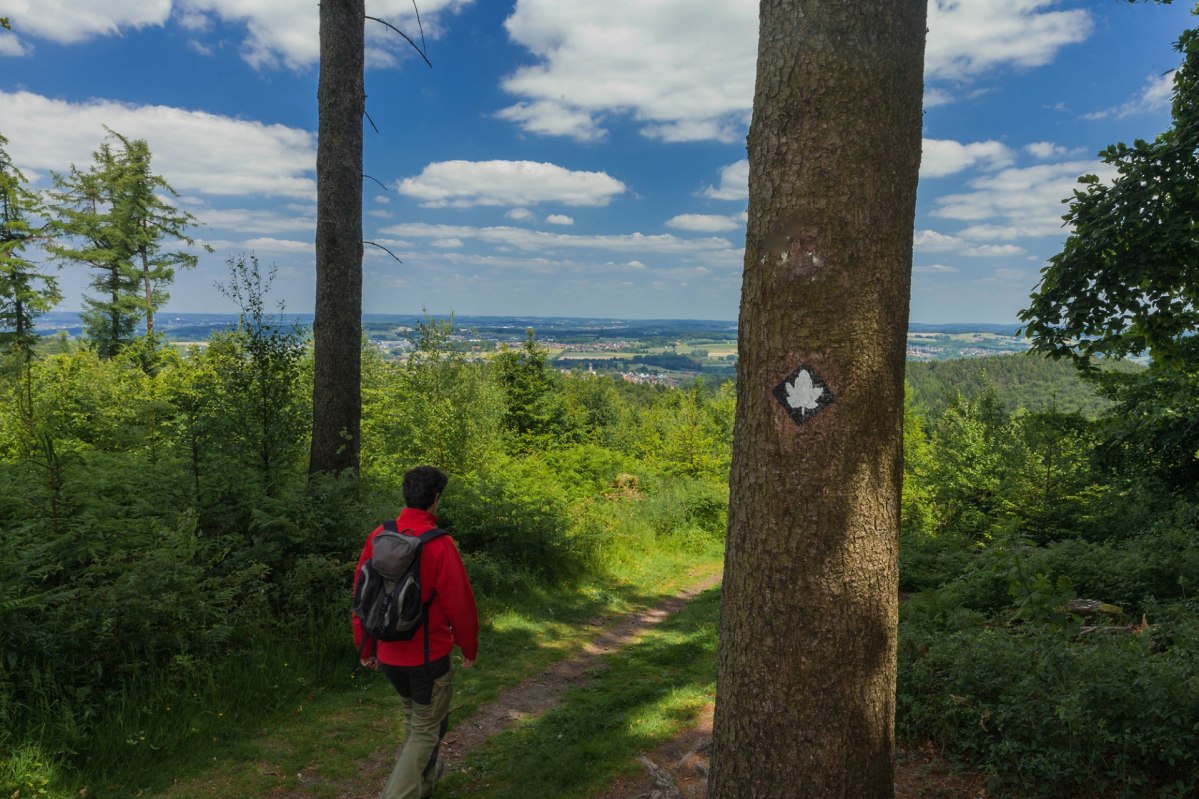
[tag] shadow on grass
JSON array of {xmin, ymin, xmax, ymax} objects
[{"xmin": 437, "ymin": 586, "xmax": 722, "ymax": 799}]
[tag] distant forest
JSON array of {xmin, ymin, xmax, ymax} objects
[{"xmin": 906, "ymin": 352, "xmax": 1142, "ymax": 418}]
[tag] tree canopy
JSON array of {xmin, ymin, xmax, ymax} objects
[
  {"xmin": 47, "ymin": 131, "xmax": 200, "ymax": 356},
  {"xmin": 0, "ymin": 133, "xmax": 59, "ymax": 352},
  {"xmin": 1020, "ymin": 20, "xmax": 1199, "ymax": 367}
]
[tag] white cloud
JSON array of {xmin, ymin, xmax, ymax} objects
[
  {"xmin": 923, "ymin": 88, "xmax": 954, "ymax": 109},
  {"xmin": 196, "ymin": 207, "xmax": 314, "ymax": 234},
  {"xmin": 703, "ymin": 160, "xmax": 748, "ymax": 201},
  {"xmin": 546, "ymin": 214, "xmax": 574, "ymax": 226},
  {"xmin": 179, "ymin": 0, "xmax": 472, "ymax": 69},
  {"xmin": 666, "ymin": 214, "xmax": 742, "ymax": 233},
  {"xmin": 495, "ymin": 101, "xmax": 606, "ymax": 143},
  {"xmin": 396, "ymin": 160, "xmax": 626, "ymax": 208},
  {"xmin": 432, "ymin": 238, "xmax": 464, "ymax": 248},
  {"xmin": 382, "ymin": 222, "xmax": 735, "ymax": 257},
  {"xmin": 962, "ymin": 244, "xmax": 1026, "ymax": 257},
  {"xmin": 0, "ymin": 28, "xmax": 30, "ymax": 56},
  {"xmin": 0, "ymin": 0, "xmax": 470, "ymax": 69},
  {"xmin": 241, "ymin": 237, "xmax": 313, "ymax": 253},
  {"xmin": 1083, "ymin": 70, "xmax": 1176, "ymax": 120},
  {"xmin": 921, "ymin": 138, "xmax": 1014, "ymax": 178},
  {"xmin": 0, "ymin": 91, "xmax": 315, "ymax": 199},
  {"xmin": 497, "ymin": 0, "xmax": 1093, "ymax": 143},
  {"xmin": 913, "ymin": 229, "xmax": 964, "ymax": 253},
  {"xmin": 506, "ymin": 208, "xmax": 534, "ymax": 221},
  {"xmin": 925, "ymin": 0, "xmax": 1092, "ymax": 80},
  {"xmin": 500, "ymin": 0, "xmax": 757, "ymax": 143},
  {"xmin": 1025, "ymin": 141, "xmax": 1071, "ymax": 159},
  {"xmin": 933, "ymin": 161, "xmax": 1105, "ymax": 239},
  {"xmin": 0, "ymin": 0, "xmax": 172, "ymax": 44},
  {"xmin": 914, "ymin": 263, "xmax": 958, "ymax": 273}
]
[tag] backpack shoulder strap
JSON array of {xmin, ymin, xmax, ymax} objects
[
  {"xmin": 381, "ymin": 519, "xmax": 399, "ymax": 533},
  {"xmin": 417, "ymin": 527, "xmax": 448, "ymax": 545}
]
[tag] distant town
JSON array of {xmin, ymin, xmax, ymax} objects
[{"xmin": 37, "ymin": 312, "xmax": 1031, "ymax": 384}]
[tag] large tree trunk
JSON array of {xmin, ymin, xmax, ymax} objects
[
  {"xmin": 310, "ymin": 0, "xmax": 365, "ymax": 476},
  {"xmin": 708, "ymin": 2, "xmax": 926, "ymax": 797}
]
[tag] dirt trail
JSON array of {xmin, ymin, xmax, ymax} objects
[
  {"xmin": 592, "ymin": 708, "xmax": 990, "ymax": 799},
  {"xmin": 339, "ymin": 571, "xmax": 724, "ymax": 798}
]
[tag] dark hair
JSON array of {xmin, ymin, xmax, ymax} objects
[{"xmin": 403, "ymin": 466, "xmax": 448, "ymax": 510}]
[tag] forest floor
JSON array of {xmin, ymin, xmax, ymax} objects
[
  {"xmin": 347, "ymin": 573, "xmax": 985, "ymax": 799},
  {"xmin": 155, "ymin": 570, "xmax": 987, "ymax": 799},
  {"xmin": 326, "ymin": 574, "xmax": 724, "ymax": 799}
]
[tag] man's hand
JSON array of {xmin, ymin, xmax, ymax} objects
[
  {"xmin": 461, "ymin": 658, "xmax": 474, "ymax": 669},
  {"xmin": 360, "ymin": 657, "xmax": 379, "ymax": 671}
]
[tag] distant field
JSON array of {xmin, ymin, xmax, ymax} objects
[{"xmin": 555, "ymin": 351, "xmax": 632, "ymax": 361}]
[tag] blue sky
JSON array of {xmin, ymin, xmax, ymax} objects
[{"xmin": 1, "ymin": 0, "xmax": 1195, "ymax": 323}]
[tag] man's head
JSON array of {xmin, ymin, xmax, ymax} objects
[{"xmin": 403, "ymin": 466, "xmax": 448, "ymax": 510}]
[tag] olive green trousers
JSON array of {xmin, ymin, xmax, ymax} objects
[{"xmin": 379, "ymin": 665, "xmax": 453, "ymax": 799}]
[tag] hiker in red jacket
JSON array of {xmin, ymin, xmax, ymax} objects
[{"xmin": 353, "ymin": 466, "xmax": 479, "ymax": 799}]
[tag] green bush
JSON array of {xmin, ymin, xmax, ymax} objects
[
  {"xmin": 441, "ymin": 459, "xmax": 596, "ymax": 587},
  {"xmin": 898, "ymin": 615, "xmax": 1199, "ymax": 798}
]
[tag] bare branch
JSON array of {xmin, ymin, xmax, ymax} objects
[
  {"xmin": 364, "ymin": 240, "xmax": 403, "ymax": 263},
  {"xmin": 363, "ymin": 173, "xmax": 390, "ymax": 192},
  {"xmin": 366, "ymin": 15, "xmax": 433, "ymax": 68},
  {"xmin": 364, "ymin": 107, "xmax": 380, "ymax": 134},
  {"xmin": 412, "ymin": 0, "xmax": 426, "ymax": 56}
]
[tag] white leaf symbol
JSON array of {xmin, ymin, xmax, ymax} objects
[{"xmin": 785, "ymin": 369, "xmax": 823, "ymax": 414}]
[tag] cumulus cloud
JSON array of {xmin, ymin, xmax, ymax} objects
[
  {"xmin": 382, "ymin": 222, "xmax": 735, "ymax": 257},
  {"xmin": 0, "ymin": 0, "xmax": 172, "ymax": 45},
  {"xmin": 925, "ymin": 0, "xmax": 1092, "ymax": 80},
  {"xmin": 1025, "ymin": 141, "xmax": 1072, "ymax": 159},
  {"xmin": 195, "ymin": 207, "xmax": 314, "ymax": 234},
  {"xmin": 0, "ymin": 0, "xmax": 470, "ymax": 69},
  {"xmin": 0, "ymin": 27, "xmax": 30, "ymax": 56},
  {"xmin": 0, "ymin": 91, "xmax": 315, "ymax": 199},
  {"xmin": 933, "ymin": 161, "xmax": 1106, "ymax": 239},
  {"xmin": 962, "ymin": 244, "xmax": 1026, "ymax": 257},
  {"xmin": 1083, "ymin": 70, "xmax": 1176, "ymax": 120},
  {"xmin": 914, "ymin": 263, "xmax": 958, "ymax": 273},
  {"xmin": 396, "ymin": 160, "xmax": 626, "ymax": 208},
  {"xmin": 921, "ymin": 139, "xmax": 1014, "ymax": 178},
  {"xmin": 703, "ymin": 160, "xmax": 748, "ymax": 202},
  {"xmin": 913, "ymin": 229, "xmax": 964, "ymax": 253},
  {"xmin": 190, "ymin": 0, "xmax": 472, "ymax": 69},
  {"xmin": 496, "ymin": 0, "xmax": 1093, "ymax": 143},
  {"xmin": 506, "ymin": 208, "xmax": 534, "ymax": 221},
  {"xmin": 499, "ymin": 0, "xmax": 757, "ymax": 143},
  {"xmin": 241, "ymin": 237, "xmax": 313, "ymax": 253},
  {"xmin": 665, "ymin": 214, "xmax": 742, "ymax": 233},
  {"xmin": 546, "ymin": 214, "xmax": 574, "ymax": 226},
  {"xmin": 495, "ymin": 101, "xmax": 606, "ymax": 143}
]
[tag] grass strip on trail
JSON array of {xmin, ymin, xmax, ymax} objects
[
  {"xmin": 143, "ymin": 550, "xmax": 723, "ymax": 799},
  {"xmin": 435, "ymin": 585, "xmax": 722, "ymax": 799}
]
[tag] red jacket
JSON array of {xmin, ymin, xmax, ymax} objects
[{"xmin": 352, "ymin": 507, "xmax": 479, "ymax": 666}]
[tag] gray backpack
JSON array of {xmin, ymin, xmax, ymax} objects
[{"xmin": 353, "ymin": 521, "xmax": 447, "ymax": 657}]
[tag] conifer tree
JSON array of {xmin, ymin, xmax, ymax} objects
[
  {"xmin": 708, "ymin": 0, "xmax": 926, "ymax": 796},
  {"xmin": 0, "ymin": 133, "xmax": 59, "ymax": 353},
  {"xmin": 48, "ymin": 131, "xmax": 201, "ymax": 356}
]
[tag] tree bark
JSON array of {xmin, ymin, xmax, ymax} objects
[
  {"xmin": 709, "ymin": 2, "xmax": 926, "ymax": 798},
  {"xmin": 310, "ymin": 0, "xmax": 365, "ymax": 476}
]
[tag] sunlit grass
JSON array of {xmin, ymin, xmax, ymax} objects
[
  {"xmin": 126, "ymin": 549, "xmax": 723, "ymax": 799},
  {"xmin": 437, "ymin": 586, "xmax": 721, "ymax": 799}
]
